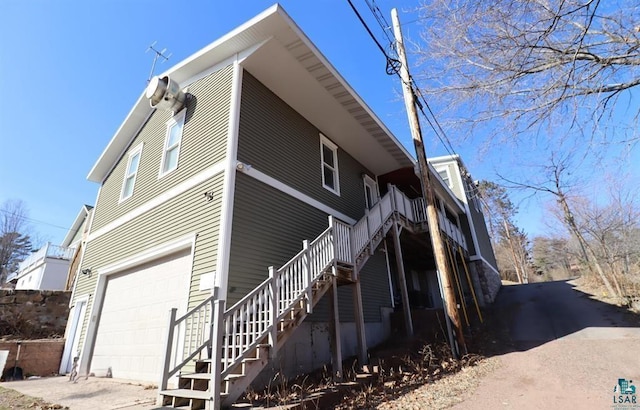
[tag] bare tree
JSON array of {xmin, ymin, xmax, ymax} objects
[
  {"xmin": 566, "ymin": 180, "xmax": 640, "ymax": 296},
  {"xmin": 500, "ymin": 152, "xmax": 623, "ymax": 297},
  {"xmin": 414, "ymin": 0, "xmax": 640, "ymax": 144},
  {"xmin": 477, "ymin": 180, "xmax": 533, "ymax": 283},
  {"xmin": 532, "ymin": 236, "xmax": 574, "ymax": 280},
  {"xmin": 0, "ymin": 200, "xmax": 33, "ymax": 284}
]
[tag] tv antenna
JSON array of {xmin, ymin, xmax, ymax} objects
[{"xmin": 146, "ymin": 41, "xmax": 172, "ymax": 82}]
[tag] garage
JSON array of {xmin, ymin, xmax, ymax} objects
[{"xmin": 91, "ymin": 249, "xmax": 192, "ymax": 382}]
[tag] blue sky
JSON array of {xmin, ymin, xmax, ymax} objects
[{"xmin": 1, "ymin": 1, "xmax": 634, "ymax": 246}]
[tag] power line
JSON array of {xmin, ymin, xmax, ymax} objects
[
  {"xmin": 0, "ymin": 209, "xmax": 71, "ymax": 232},
  {"xmin": 347, "ymin": 0, "xmax": 401, "ymax": 75},
  {"xmin": 348, "ymin": 0, "xmax": 458, "ymax": 158}
]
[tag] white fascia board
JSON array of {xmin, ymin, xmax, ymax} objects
[
  {"xmin": 215, "ymin": 61, "xmax": 243, "ymax": 301},
  {"xmin": 61, "ymin": 205, "xmax": 94, "ymax": 247},
  {"xmin": 87, "ymin": 6, "xmax": 283, "ymax": 184},
  {"xmin": 87, "ymin": 98, "xmax": 152, "ymax": 183},
  {"xmin": 281, "ymin": 9, "xmax": 414, "ymax": 165},
  {"xmin": 87, "ymin": 161, "xmax": 226, "ymax": 242},
  {"xmin": 239, "ymin": 163, "xmax": 357, "ymax": 225},
  {"xmin": 98, "ymin": 233, "xmax": 196, "ymax": 276}
]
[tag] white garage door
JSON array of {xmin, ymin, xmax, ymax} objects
[{"xmin": 92, "ymin": 249, "xmax": 191, "ymax": 382}]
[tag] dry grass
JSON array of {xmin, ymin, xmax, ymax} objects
[
  {"xmin": 241, "ymin": 339, "xmax": 495, "ymax": 409},
  {"xmin": 0, "ymin": 386, "xmax": 67, "ymax": 410}
]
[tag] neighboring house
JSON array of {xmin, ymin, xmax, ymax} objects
[
  {"xmin": 430, "ymin": 155, "xmax": 501, "ymax": 304},
  {"xmin": 64, "ymin": 5, "xmax": 500, "ymax": 409},
  {"xmin": 9, "ymin": 205, "xmax": 93, "ymax": 292},
  {"xmin": 58, "ymin": 205, "xmax": 93, "ymax": 375},
  {"xmin": 62, "ymin": 205, "xmax": 94, "ymax": 291},
  {"xmin": 11, "ymin": 243, "xmax": 75, "ymax": 291}
]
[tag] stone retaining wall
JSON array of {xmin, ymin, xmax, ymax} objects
[
  {"xmin": 0, "ymin": 290, "xmax": 70, "ymax": 339},
  {"xmin": 473, "ymin": 260, "xmax": 501, "ymax": 304}
]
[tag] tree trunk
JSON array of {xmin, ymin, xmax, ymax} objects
[{"xmin": 557, "ymin": 195, "xmax": 618, "ymax": 297}]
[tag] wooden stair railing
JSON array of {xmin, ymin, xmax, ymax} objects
[{"xmin": 158, "ymin": 185, "xmax": 469, "ymax": 408}]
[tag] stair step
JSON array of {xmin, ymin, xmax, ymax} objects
[
  {"xmin": 180, "ymin": 372, "xmax": 212, "ymax": 380},
  {"xmin": 160, "ymin": 388, "xmax": 212, "ymax": 401},
  {"xmin": 224, "ymin": 373, "xmax": 245, "ymax": 381}
]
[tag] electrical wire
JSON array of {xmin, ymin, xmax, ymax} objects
[
  {"xmin": 0, "ymin": 209, "xmax": 72, "ymax": 232},
  {"xmin": 347, "ymin": 0, "xmax": 401, "ymax": 75},
  {"xmin": 348, "ymin": 0, "xmax": 458, "ymax": 158}
]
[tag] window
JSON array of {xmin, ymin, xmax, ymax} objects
[
  {"xmin": 363, "ymin": 175, "xmax": 379, "ymax": 209},
  {"xmin": 121, "ymin": 144, "xmax": 143, "ymax": 201},
  {"xmin": 437, "ymin": 168, "xmax": 451, "ymax": 189},
  {"xmin": 160, "ymin": 110, "xmax": 185, "ymax": 176},
  {"xmin": 320, "ymin": 134, "xmax": 340, "ymax": 195}
]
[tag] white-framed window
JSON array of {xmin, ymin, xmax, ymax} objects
[
  {"xmin": 320, "ymin": 134, "xmax": 340, "ymax": 195},
  {"xmin": 160, "ymin": 109, "xmax": 186, "ymax": 177},
  {"xmin": 363, "ymin": 174, "xmax": 379, "ymax": 209},
  {"xmin": 436, "ymin": 167, "xmax": 452, "ymax": 189},
  {"xmin": 120, "ymin": 143, "xmax": 143, "ymax": 201}
]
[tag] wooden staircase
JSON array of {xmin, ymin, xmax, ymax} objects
[{"xmin": 157, "ymin": 185, "xmax": 468, "ymax": 409}]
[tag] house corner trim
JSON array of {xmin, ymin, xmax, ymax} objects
[{"xmin": 215, "ymin": 59, "xmax": 243, "ymax": 302}]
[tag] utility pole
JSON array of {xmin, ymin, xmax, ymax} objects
[{"xmin": 391, "ymin": 8, "xmax": 467, "ymax": 356}]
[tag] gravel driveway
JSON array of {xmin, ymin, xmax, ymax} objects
[{"xmin": 382, "ymin": 280, "xmax": 640, "ymax": 410}]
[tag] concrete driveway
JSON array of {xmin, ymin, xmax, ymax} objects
[{"xmin": 0, "ymin": 376, "xmax": 160, "ymax": 410}]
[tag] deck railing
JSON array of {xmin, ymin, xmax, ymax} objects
[
  {"xmin": 219, "ymin": 218, "xmax": 339, "ymax": 377},
  {"xmin": 159, "ymin": 295, "xmax": 215, "ymax": 390},
  {"xmin": 16, "ymin": 243, "xmax": 75, "ymax": 273},
  {"xmin": 160, "ymin": 184, "xmax": 470, "ymax": 394}
]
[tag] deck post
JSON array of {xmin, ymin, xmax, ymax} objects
[
  {"xmin": 269, "ymin": 266, "xmax": 279, "ymax": 359},
  {"xmin": 210, "ymin": 290, "xmax": 224, "ymax": 410},
  {"xmin": 392, "ymin": 222, "xmax": 414, "ymax": 336},
  {"xmin": 328, "ymin": 215, "xmax": 338, "ymax": 266},
  {"xmin": 303, "ymin": 240, "xmax": 313, "ymax": 314},
  {"xmin": 352, "ymin": 279, "xmax": 368, "ymax": 366},
  {"xmin": 388, "ymin": 184, "xmax": 396, "ymax": 212},
  {"xmin": 157, "ymin": 308, "xmax": 177, "ymax": 404},
  {"xmin": 328, "ymin": 277, "xmax": 343, "ymax": 381},
  {"xmin": 364, "ymin": 209, "xmax": 372, "ymax": 255}
]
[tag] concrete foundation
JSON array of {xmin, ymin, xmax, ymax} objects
[{"xmin": 251, "ymin": 307, "xmax": 392, "ymax": 389}]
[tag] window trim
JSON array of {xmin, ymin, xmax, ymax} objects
[
  {"xmin": 436, "ymin": 166, "xmax": 452, "ymax": 189},
  {"xmin": 320, "ymin": 133, "xmax": 340, "ymax": 196},
  {"xmin": 119, "ymin": 143, "xmax": 144, "ymax": 202},
  {"xmin": 363, "ymin": 174, "xmax": 379, "ymax": 209},
  {"xmin": 159, "ymin": 109, "xmax": 186, "ymax": 178}
]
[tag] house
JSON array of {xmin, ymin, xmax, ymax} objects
[
  {"xmin": 429, "ymin": 155, "xmax": 501, "ymax": 304},
  {"xmin": 10, "ymin": 243, "xmax": 73, "ymax": 290},
  {"xmin": 63, "ymin": 5, "xmax": 499, "ymax": 409},
  {"xmin": 8, "ymin": 205, "xmax": 92, "ymax": 292},
  {"xmin": 62, "ymin": 205, "xmax": 94, "ymax": 291}
]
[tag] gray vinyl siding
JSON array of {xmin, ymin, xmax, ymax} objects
[
  {"xmin": 68, "ymin": 225, "xmax": 83, "ymax": 247},
  {"xmin": 468, "ymin": 204, "xmax": 498, "ymax": 270},
  {"xmin": 309, "ymin": 252, "xmax": 390, "ymax": 323},
  {"xmin": 446, "ymin": 164, "xmax": 465, "ymax": 202},
  {"xmin": 237, "ymin": 71, "xmax": 371, "ymax": 222},
  {"xmin": 227, "ymin": 173, "xmax": 329, "ymax": 306},
  {"xmin": 91, "ymin": 64, "xmax": 233, "ymax": 232},
  {"xmin": 228, "ymin": 173, "xmax": 391, "ymax": 322},
  {"xmin": 73, "ymin": 174, "xmax": 224, "ymax": 351},
  {"xmin": 459, "ymin": 215, "xmax": 476, "ymax": 256}
]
